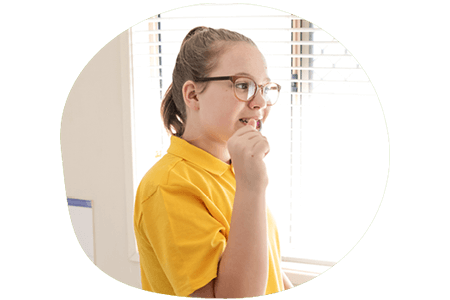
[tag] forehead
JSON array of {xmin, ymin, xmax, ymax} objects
[{"xmin": 211, "ymin": 42, "xmax": 269, "ymax": 82}]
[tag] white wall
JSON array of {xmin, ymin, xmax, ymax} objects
[{"xmin": 60, "ymin": 31, "xmax": 141, "ymax": 289}]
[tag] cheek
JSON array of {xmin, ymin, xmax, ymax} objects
[
  {"xmin": 213, "ymin": 95, "xmax": 241, "ymax": 117},
  {"xmin": 263, "ymin": 106, "xmax": 271, "ymax": 122},
  {"xmin": 216, "ymin": 105, "xmax": 239, "ymax": 125},
  {"xmin": 201, "ymin": 87, "xmax": 243, "ymax": 124}
]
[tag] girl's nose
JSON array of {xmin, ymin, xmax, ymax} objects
[{"xmin": 249, "ymin": 86, "xmax": 267, "ymax": 109}]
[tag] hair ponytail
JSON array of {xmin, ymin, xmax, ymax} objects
[
  {"xmin": 160, "ymin": 26, "xmax": 256, "ymax": 137},
  {"xmin": 160, "ymin": 83, "xmax": 185, "ymax": 137}
]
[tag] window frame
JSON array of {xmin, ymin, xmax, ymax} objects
[{"xmin": 120, "ymin": 24, "xmax": 334, "ymax": 284}]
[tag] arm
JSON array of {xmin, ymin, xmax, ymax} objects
[
  {"xmin": 190, "ymin": 186, "xmax": 268, "ymax": 298},
  {"xmin": 213, "ymin": 184, "xmax": 268, "ymax": 297},
  {"xmin": 190, "ymin": 119, "xmax": 270, "ymax": 298}
]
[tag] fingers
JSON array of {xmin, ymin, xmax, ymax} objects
[
  {"xmin": 236, "ymin": 132, "xmax": 269, "ymax": 158},
  {"xmin": 240, "ymin": 131, "xmax": 261, "ymax": 140},
  {"xmin": 234, "ymin": 120, "xmax": 258, "ymax": 137},
  {"xmin": 252, "ymin": 137, "xmax": 270, "ymax": 159},
  {"xmin": 235, "ymin": 125, "xmax": 257, "ymax": 137},
  {"xmin": 228, "ymin": 119, "xmax": 269, "ymax": 161}
]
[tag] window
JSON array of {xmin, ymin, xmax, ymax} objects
[{"xmin": 127, "ymin": 3, "xmax": 387, "ymax": 278}]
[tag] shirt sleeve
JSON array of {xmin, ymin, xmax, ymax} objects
[{"xmin": 139, "ymin": 181, "xmax": 227, "ymax": 297}]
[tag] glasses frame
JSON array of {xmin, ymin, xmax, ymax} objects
[{"xmin": 196, "ymin": 75, "xmax": 281, "ymax": 106}]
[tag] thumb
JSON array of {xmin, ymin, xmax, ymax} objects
[{"xmin": 247, "ymin": 119, "xmax": 257, "ymax": 129}]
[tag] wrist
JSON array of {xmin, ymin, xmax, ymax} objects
[
  {"xmin": 236, "ymin": 179, "xmax": 268, "ymax": 194},
  {"xmin": 235, "ymin": 179, "xmax": 267, "ymax": 199}
]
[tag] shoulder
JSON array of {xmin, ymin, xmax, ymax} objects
[
  {"xmin": 136, "ymin": 153, "xmax": 210, "ymax": 201},
  {"xmin": 137, "ymin": 153, "xmax": 180, "ymax": 196}
]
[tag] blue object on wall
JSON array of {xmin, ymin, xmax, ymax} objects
[{"xmin": 67, "ymin": 198, "xmax": 92, "ymax": 208}]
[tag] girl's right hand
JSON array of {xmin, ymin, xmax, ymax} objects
[{"xmin": 227, "ymin": 119, "xmax": 270, "ymax": 190}]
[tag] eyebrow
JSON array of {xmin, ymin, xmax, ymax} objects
[{"xmin": 235, "ymin": 72, "xmax": 271, "ymax": 82}]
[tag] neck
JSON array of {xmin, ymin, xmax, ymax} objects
[{"xmin": 181, "ymin": 132, "xmax": 231, "ymax": 164}]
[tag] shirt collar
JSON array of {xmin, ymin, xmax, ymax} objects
[{"xmin": 167, "ymin": 135, "xmax": 232, "ymax": 176}]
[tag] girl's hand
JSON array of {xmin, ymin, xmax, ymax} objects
[{"xmin": 227, "ymin": 119, "xmax": 270, "ymax": 190}]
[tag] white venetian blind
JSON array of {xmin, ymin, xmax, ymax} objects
[{"xmin": 129, "ymin": 4, "xmax": 386, "ymax": 265}]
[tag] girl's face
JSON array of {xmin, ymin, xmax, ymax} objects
[{"xmin": 196, "ymin": 42, "xmax": 272, "ymax": 144}]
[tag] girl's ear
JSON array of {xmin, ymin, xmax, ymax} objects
[{"xmin": 182, "ymin": 80, "xmax": 200, "ymax": 111}]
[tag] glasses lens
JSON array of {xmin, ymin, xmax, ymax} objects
[
  {"xmin": 234, "ymin": 78, "xmax": 280, "ymax": 105},
  {"xmin": 234, "ymin": 78, "xmax": 256, "ymax": 101},
  {"xmin": 263, "ymin": 83, "xmax": 280, "ymax": 105}
]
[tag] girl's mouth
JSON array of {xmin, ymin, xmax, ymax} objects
[{"xmin": 239, "ymin": 119, "xmax": 262, "ymax": 131}]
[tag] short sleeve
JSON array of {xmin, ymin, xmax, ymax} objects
[{"xmin": 139, "ymin": 182, "xmax": 227, "ymax": 296}]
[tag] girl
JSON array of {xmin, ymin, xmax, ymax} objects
[{"xmin": 134, "ymin": 26, "xmax": 293, "ymax": 298}]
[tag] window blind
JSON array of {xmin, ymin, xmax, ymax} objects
[{"xmin": 129, "ymin": 4, "xmax": 380, "ymax": 265}]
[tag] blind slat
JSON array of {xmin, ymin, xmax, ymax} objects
[
  {"xmin": 132, "ymin": 28, "xmax": 323, "ymax": 33},
  {"xmin": 133, "ymin": 54, "xmax": 352, "ymax": 58},
  {"xmin": 145, "ymin": 14, "xmax": 304, "ymax": 21},
  {"xmin": 134, "ymin": 65, "xmax": 362, "ymax": 71},
  {"xmin": 133, "ymin": 41, "xmax": 339, "ymax": 46}
]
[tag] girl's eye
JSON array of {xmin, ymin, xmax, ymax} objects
[{"xmin": 235, "ymin": 83, "xmax": 249, "ymax": 90}]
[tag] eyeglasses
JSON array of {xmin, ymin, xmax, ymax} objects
[{"xmin": 196, "ymin": 75, "xmax": 281, "ymax": 106}]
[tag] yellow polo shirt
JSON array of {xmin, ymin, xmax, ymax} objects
[{"xmin": 134, "ymin": 135, "xmax": 284, "ymax": 297}]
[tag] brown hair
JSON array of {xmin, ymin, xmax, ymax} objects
[{"xmin": 160, "ymin": 26, "xmax": 256, "ymax": 137}]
